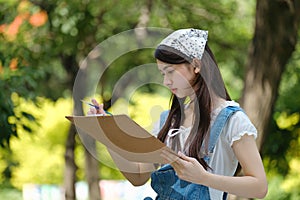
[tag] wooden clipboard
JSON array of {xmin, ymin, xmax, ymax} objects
[{"xmin": 65, "ymin": 115, "xmax": 178, "ymax": 163}]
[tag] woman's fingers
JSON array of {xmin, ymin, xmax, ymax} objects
[
  {"xmin": 98, "ymin": 104, "xmax": 106, "ymax": 115},
  {"xmin": 87, "ymin": 107, "xmax": 97, "ymax": 115},
  {"xmin": 90, "ymin": 99, "xmax": 106, "ymax": 115},
  {"xmin": 160, "ymin": 149, "xmax": 181, "ymax": 164},
  {"xmin": 91, "ymin": 98, "xmax": 100, "ymax": 107},
  {"xmin": 178, "ymin": 151, "xmax": 196, "ymax": 163}
]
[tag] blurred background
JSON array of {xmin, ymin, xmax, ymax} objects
[{"xmin": 0, "ymin": 0, "xmax": 299, "ymax": 199}]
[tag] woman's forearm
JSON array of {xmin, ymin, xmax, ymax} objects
[
  {"xmin": 203, "ymin": 172, "xmax": 268, "ymax": 199},
  {"xmin": 199, "ymin": 134, "xmax": 268, "ymax": 198}
]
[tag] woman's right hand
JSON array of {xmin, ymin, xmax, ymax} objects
[{"xmin": 87, "ymin": 98, "xmax": 107, "ymax": 116}]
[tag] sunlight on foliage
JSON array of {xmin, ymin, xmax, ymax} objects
[
  {"xmin": 9, "ymin": 98, "xmax": 72, "ymax": 189},
  {"xmin": 276, "ymin": 112, "xmax": 300, "ymax": 130},
  {"xmin": 264, "ymin": 176, "xmax": 289, "ymax": 200},
  {"xmin": 282, "ymin": 159, "xmax": 300, "ymax": 193},
  {"xmin": 265, "ymin": 158, "xmax": 300, "ymax": 200}
]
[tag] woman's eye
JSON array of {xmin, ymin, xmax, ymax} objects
[
  {"xmin": 166, "ymin": 70, "xmax": 174, "ymax": 75},
  {"xmin": 159, "ymin": 67, "xmax": 175, "ymax": 76}
]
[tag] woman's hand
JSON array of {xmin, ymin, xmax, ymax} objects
[
  {"xmin": 86, "ymin": 98, "xmax": 107, "ymax": 116},
  {"xmin": 161, "ymin": 150, "xmax": 209, "ymax": 185}
]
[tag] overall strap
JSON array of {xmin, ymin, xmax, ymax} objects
[
  {"xmin": 208, "ymin": 106, "xmax": 244, "ymax": 155},
  {"xmin": 159, "ymin": 110, "xmax": 169, "ymax": 129}
]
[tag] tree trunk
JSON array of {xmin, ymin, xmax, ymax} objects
[
  {"xmin": 63, "ymin": 54, "xmax": 101, "ymax": 199},
  {"xmin": 64, "ymin": 124, "xmax": 77, "ymax": 200},
  {"xmin": 229, "ymin": 0, "xmax": 300, "ymax": 199},
  {"xmin": 240, "ymin": 0, "xmax": 300, "ymax": 150},
  {"xmin": 84, "ymin": 138, "xmax": 101, "ymax": 200},
  {"xmin": 74, "ymin": 60, "xmax": 101, "ymax": 200}
]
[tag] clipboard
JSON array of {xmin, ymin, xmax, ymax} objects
[{"xmin": 65, "ymin": 115, "xmax": 178, "ymax": 163}]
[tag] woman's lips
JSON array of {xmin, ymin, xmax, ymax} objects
[{"xmin": 170, "ymin": 88, "xmax": 177, "ymax": 93}]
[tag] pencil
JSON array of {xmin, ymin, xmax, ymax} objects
[{"xmin": 81, "ymin": 100, "xmax": 113, "ymax": 116}]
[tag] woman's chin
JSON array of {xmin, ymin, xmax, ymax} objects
[{"xmin": 174, "ymin": 93, "xmax": 185, "ymax": 98}]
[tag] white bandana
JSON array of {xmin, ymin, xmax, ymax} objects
[{"xmin": 158, "ymin": 28, "xmax": 208, "ymax": 60}]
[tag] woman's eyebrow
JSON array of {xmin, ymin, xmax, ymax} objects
[{"xmin": 162, "ymin": 65, "xmax": 172, "ymax": 70}]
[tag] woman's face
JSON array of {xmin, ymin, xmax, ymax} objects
[{"xmin": 157, "ymin": 59, "xmax": 198, "ymax": 98}]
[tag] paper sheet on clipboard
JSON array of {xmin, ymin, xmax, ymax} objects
[{"xmin": 65, "ymin": 115, "xmax": 179, "ymax": 163}]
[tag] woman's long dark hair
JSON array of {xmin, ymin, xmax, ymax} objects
[{"xmin": 155, "ymin": 44, "xmax": 231, "ymax": 170}]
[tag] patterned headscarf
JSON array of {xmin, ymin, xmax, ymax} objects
[{"xmin": 157, "ymin": 28, "xmax": 208, "ymax": 60}]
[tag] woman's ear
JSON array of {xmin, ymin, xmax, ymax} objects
[{"xmin": 192, "ymin": 58, "xmax": 201, "ymax": 74}]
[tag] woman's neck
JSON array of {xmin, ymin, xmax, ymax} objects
[
  {"xmin": 211, "ymin": 95, "xmax": 227, "ymax": 111},
  {"xmin": 182, "ymin": 95, "xmax": 227, "ymax": 127},
  {"xmin": 182, "ymin": 98, "xmax": 195, "ymax": 127}
]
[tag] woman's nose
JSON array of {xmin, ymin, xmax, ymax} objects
[{"xmin": 163, "ymin": 75, "xmax": 172, "ymax": 86}]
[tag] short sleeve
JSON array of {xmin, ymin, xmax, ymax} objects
[{"xmin": 225, "ymin": 111, "xmax": 258, "ymax": 146}]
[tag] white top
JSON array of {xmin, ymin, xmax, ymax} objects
[
  {"xmin": 153, "ymin": 101, "xmax": 257, "ymax": 200},
  {"xmin": 208, "ymin": 101, "xmax": 257, "ymax": 199}
]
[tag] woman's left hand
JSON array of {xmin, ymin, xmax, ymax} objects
[{"xmin": 160, "ymin": 150, "xmax": 208, "ymax": 185}]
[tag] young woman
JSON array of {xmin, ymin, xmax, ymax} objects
[{"xmin": 88, "ymin": 28, "xmax": 268, "ymax": 199}]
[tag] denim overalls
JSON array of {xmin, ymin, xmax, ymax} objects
[{"xmin": 146, "ymin": 106, "xmax": 243, "ymax": 200}]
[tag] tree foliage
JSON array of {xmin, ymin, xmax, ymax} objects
[{"xmin": 0, "ymin": 0, "xmax": 254, "ymax": 147}]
